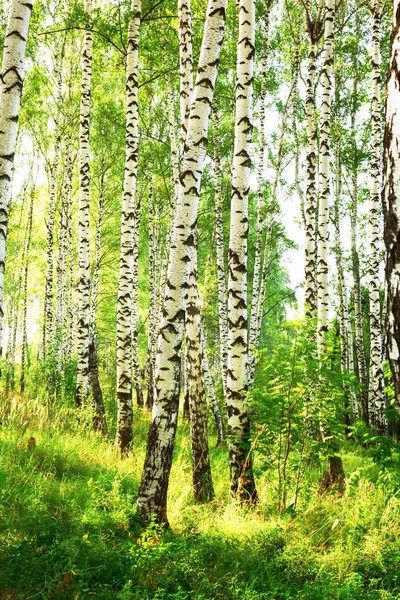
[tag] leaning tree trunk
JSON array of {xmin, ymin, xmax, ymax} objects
[
  {"xmin": 383, "ymin": 0, "xmax": 400, "ymax": 429},
  {"xmin": 43, "ymin": 41, "xmax": 63, "ymax": 367},
  {"xmin": 186, "ymin": 241, "xmax": 214, "ymax": 502},
  {"xmin": 75, "ymin": 0, "xmax": 93, "ymax": 407},
  {"xmin": 88, "ymin": 168, "xmax": 106, "ymax": 433},
  {"xmin": 0, "ymin": 0, "xmax": 33, "ymax": 357},
  {"xmin": 115, "ymin": 0, "xmax": 141, "ymax": 455},
  {"xmin": 369, "ymin": 0, "xmax": 385, "ymax": 433},
  {"xmin": 137, "ymin": 0, "xmax": 227, "ymax": 524},
  {"xmin": 226, "ymin": 0, "xmax": 257, "ymax": 502}
]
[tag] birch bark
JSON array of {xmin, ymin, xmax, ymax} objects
[
  {"xmin": 0, "ymin": 0, "xmax": 33, "ymax": 354},
  {"xmin": 76, "ymin": 0, "xmax": 93, "ymax": 407},
  {"xmin": 226, "ymin": 0, "xmax": 257, "ymax": 502},
  {"xmin": 137, "ymin": 0, "xmax": 227, "ymax": 523},
  {"xmin": 382, "ymin": 0, "xmax": 400, "ymax": 426},
  {"xmin": 115, "ymin": 0, "xmax": 141, "ymax": 454},
  {"xmin": 316, "ymin": 0, "xmax": 334, "ymax": 349},
  {"xmin": 369, "ymin": 0, "xmax": 385, "ymax": 432}
]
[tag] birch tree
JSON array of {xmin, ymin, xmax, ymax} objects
[
  {"xmin": 115, "ymin": 0, "xmax": 141, "ymax": 454},
  {"xmin": 226, "ymin": 0, "xmax": 257, "ymax": 501},
  {"xmin": 0, "ymin": 0, "xmax": 33, "ymax": 353},
  {"xmin": 137, "ymin": 0, "xmax": 227, "ymax": 523},
  {"xmin": 383, "ymin": 0, "xmax": 400, "ymax": 426},
  {"xmin": 76, "ymin": 0, "xmax": 93, "ymax": 407},
  {"xmin": 368, "ymin": 0, "xmax": 385, "ymax": 432},
  {"xmin": 316, "ymin": 0, "xmax": 334, "ymax": 347}
]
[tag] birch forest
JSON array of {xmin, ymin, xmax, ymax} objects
[{"xmin": 2, "ymin": 0, "xmax": 400, "ymax": 597}]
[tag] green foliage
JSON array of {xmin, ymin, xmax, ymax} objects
[{"xmin": 1, "ymin": 413, "xmax": 400, "ymax": 599}]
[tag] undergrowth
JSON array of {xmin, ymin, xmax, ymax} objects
[{"xmin": 0, "ymin": 398, "xmax": 400, "ymax": 599}]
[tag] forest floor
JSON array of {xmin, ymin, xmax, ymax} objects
[{"xmin": 1, "ymin": 398, "xmax": 400, "ymax": 599}]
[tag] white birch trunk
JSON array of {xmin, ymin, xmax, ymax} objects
[
  {"xmin": 226, "ymin": 0, "xmax": 257, "ymax": 502},
  {"xmin": 316, "ymin": 0, "xmax": 334, "ymax": 349},
  {"xmin": 76, "ymin": 0, "xmax": 93, "ymax": 407},
  {"xmin": 137, "ymin": 0, "xmax": 227, "ymax": 523},
  {"xmin": 43, "ymin": 41, "xmax": 63, "ymax": 365},
  {"xmin": 212, "ymin": 113, "xmax": 229, "ymax": 398},
  {"xmin": 115, "ymin": 0, "xmax": 141, "ymax": 454},
  {"xmin": 382, "ymin": 0, "xmax": 400, "ymax": 433},
  {"xmin": 0, "ymin": 0, "xmax": 33, "ymax": 354},
  {"xmin": 369, "ymin": 0, "xmax": 385, "ymax": 432},
  {"xmin": 248, "ymin": 8, "xmax": 270, "ymax": 385}
]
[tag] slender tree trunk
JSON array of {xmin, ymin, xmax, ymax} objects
[
  {"xmin": 212, "ymin": 112, "xmax": 229, "ymax": 399},
  {"xmin": 316, "ymin": 0, "xmax": 345, "ymax": 487},
  {"xmin": 132, "ymin": 190, "xmax": 144, "ymax": 408},
  {"xmin": 226, "ymin": 0, "xmax": 257, "ymax": 502},
  {"xmin": 88, "ymin": 168, "xmax": 106, "ymax": 433},
  {"xmin": 369, "ymin": 0, "xmax": 385, "ymax": 433},
  {"xmin": 248, "ymin": 7, "xmax": 270, "ymax": 383},
  {"xmin": 0, "ymin": 0, "xmax": 33, "ymax": 357},
  {"xmin": 186, "ymin": 241, "xmax": 214, "ymax": 501},
  {"xmin": 43, "ymin": 41, "xmax": 63, "ymax": 368},
  {"xmin": 75, "ymin": 0, "xmax": 93, "ymax": 407},
  {"xmin": 333, "ymin": 136, "xmax": 352, "ymax": 427},
  {"xmin": 146, "ymin": 181, "xmax": 157, "ymax": 409},
  {"xmin": 254, "ymin": 90, "xmax": 293, "ymax": 358},
  {"xmin": 383, "ymin": 0, "xmax": 400, "ymax": 423},
  {"xmin": 178, "ymin": 0, "xmax": 193, "ymax": 155},
  {"xmin": 350, "ymin": 75, "xmax": 369, "ymax": 424},
  {"xmin": 55, "ymin": 141, "xmax": 69, "ymax": 364},
  {"xmin": 200, "ymin": 325, "xmax": 225, "ymax": 445},
  {"xmin": 316, "ymin": 0, "xmax": 334, "ymax": 348},
  {"xmin": 20, "ymin": 183, "xmax": 34, "ymax": 394},
  {"xmin": 115, "ymin": 0, "xmax": 141, "ymax": 454},
  {"xmin": 304, "ymin": 34, "xmax": 318, "ymax": 317},
  {"xmin": 65, "ymin": 139, "xmax": 75, "ymax": 359},
  {"xmin": 137, "ymin": 0, "xmax": 227, "ymax": 524}
]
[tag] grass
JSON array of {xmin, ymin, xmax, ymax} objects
[{"xmin": 1, "ymin": 397, "xmax": 400, "ymax": 599}]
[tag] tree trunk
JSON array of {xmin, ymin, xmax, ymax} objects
[
  {"xmin": 304, "ymin": 31, "xmax": 318, "ymax": 317},
  {"xmin": 382, "ymin": 0, "xmax": 400, "ymax": 418},
  {"xmin": 20, "ymin": 183, "xmax": 34, "ymax": 394},
  {"xmin": 76, "ymin": 0, "xmax": 93, "ymax": 408},
  {"xmin": 248, "ymin": 6, "xmax": 270, "ymax": 385},
  {"xmin": 43, "ymin": 40, "xmax": 63, "ymax": 368},
  {"xmin": 212, "ymin": 110, "xmax": 229, "ymax": 400},
  {"xmin": 115, "ymin": 0, "xmax": 141, "ymax": 455},
  {"xmin": 316, "ymin": 0, "xmax": 334, "ymax": 348},
  {"xmin": 226, "ymin": 0, "xmax": 257, "ymax": 502},
  {"xmin": 146, "ymin": 180, "xmax": 157, "ymax": 409},
  {"xmin": 186, "ymin": 243, "xmax": 214, "ymax": 502},
  {"xmin": 350, "ymin": 74, "xmax": 369, "ymax": 424},
  {"xmin": 369, "ymin": 0, "xmax": 385, "ymax": 433},
  {"xmin": 137, "ymin": 0, "xmax": 227, "ymax": 524},
  {"xmin": 88, "ymin": 168, "xmax": 106, "ymax": 433},
  {"xmin": 132, "ymin": 190, "xmax": 144, "ymax": 408},
  {"xmin": 0, "ymin": 0, "xmax": 33, "ymax": 357},
  {"xmin": 200, "ymin": 325, "xmax": 225, "ymax": 446}
]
